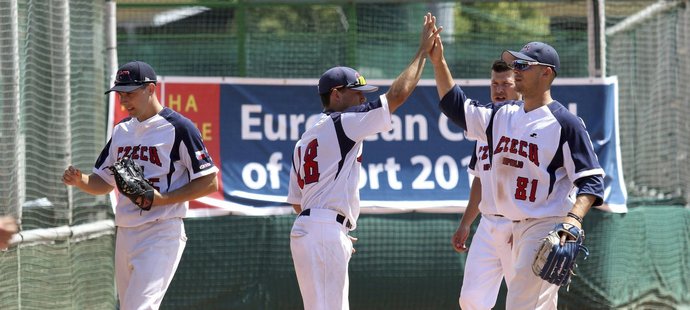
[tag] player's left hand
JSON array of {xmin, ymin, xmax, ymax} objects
[
  {"xmin": 532, "ymin": 223, "xmax": 589, "ymax": 286},
  {"xmin": 561, "ymin": 217, "xmax": 582, "ymax": 245}
]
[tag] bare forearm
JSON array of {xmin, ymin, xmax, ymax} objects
[
  {"xmin": 387, "ymin": 49, "xmax": 427, "ymax": 113},
  {"xmin": 564, "ymin": 194, "xmax": 597, "ymax": 227},
  {"xmin": 433, "ymin": 58, "xmax": 454, "ymax": 100},
  {"xmin": 76, "ymin": 174, "xmax": 113, "ymax": 196},
  {"xmin": 155, "ymin": 173, "xmax": 218, "ymax": 206},
  {"xmin": 459, "ymin": 177, "xmax": 482, "ymax": 227}
]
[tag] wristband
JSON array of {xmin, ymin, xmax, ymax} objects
[{"xmin": 567, "ymin": 212, "xmax": 583, "ymax": 225}]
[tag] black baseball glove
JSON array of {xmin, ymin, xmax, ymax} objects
[
  {"xmin": 109, "ymin": 156, "xmax": 155, "ymax": 212},
  {"xmin": 532, "ymin": 223, "xmax": 589, "ymax": 287}
]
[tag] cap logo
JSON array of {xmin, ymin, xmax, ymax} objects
[
  {"xmin": 356, "ymin": 75, "xmax": 367, "ymax": 86},
  {"xmin": 523, "ymin": 44, "xmax": 531, "ymax": 51},
  {"xmin": 116, "ymin": 70, "xmax": 131, "ymax": 82}
]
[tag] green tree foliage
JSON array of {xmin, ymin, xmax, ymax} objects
[
  {"xmin": 455, "ymin": 2, "xmax": 551, "ymax": 44},
  {"xmin": 252, "ymin": 5, "xmax": 347, "ymax": 34}
]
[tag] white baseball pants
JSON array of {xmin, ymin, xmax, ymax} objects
[
  {"xmin": 506, "ymin": 217, "xmax": 561, "ymax": 310},
  {"xmin": 459, "ymin": 214, "xmax": 514, "ymax": 310},
  {"xmin": 115, "ymin": 218, "xmax": 187, "ymax": 310},
  {"xmin": 290, "ymin": 208, "xmax": 353, "ymax": 310}
]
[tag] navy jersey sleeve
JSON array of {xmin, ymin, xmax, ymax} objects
[
  {"xmin": 439, "ymin": 85, "xmax": 495, "ymax": 142},
  {"xmin": 161, "ymin": 109, "xmax": 218, "ymax": 180},
  {"xmin": 94, "ymin": 117, "xmax": 131, "ymax": 170},
  {"xmin": 177, "ymin": 121, "xmax": 217, "ymax": 177},
  {"xmin": 551, "ymin": 103, "xmax": 606, "ymax": 205},
  {"xmin": 467, "ymin": 141, "xmax": 479, "ymax": 177},
  {"xmin": 94, "ymin": 138, "xmax": 113, "ymax": 170},
  {"xmin": 439, "ymin": 85, "xmax": 470, "ymax": 130},
  {"xmin": 92, "ymin": 137, "xmax": 117, "ymax": 186},
  {"xmin": 575, "ymin": 175, "xmax": 605, "ymax": 206}
]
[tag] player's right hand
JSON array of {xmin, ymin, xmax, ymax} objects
[
  {"xmin": 451, "ymin": 224, "xmax": 470, "ymax": 253},
  {"xmin": 428, "ymin": 33, "xmax": 445, "ymax": 66},
  {"xmin": 348, "ymin": 235, "xmax": 358, "ymax": 254},
  {"xmin": 62, "ymin": 166, "xmax": 83, "ymax": 186}
]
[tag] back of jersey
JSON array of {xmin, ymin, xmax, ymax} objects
[{"xmin": 287, "ymin": 95, "xmax": 392, "ymax": 228}]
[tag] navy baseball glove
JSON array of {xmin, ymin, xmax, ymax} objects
[
  {"xmin": 109, "ymin": 156, "xmax": 154, "ymax": 212},
  {"xmin": 532, "ymin": 223, "xmax": 589, "ymax": 287}
]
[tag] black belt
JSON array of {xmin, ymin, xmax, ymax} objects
[
  {"xmin": 486, "ymin": 214, "xmax": 533, "ymax": 223},
  {"xmin": 299, "ymin": 209, "xmax": 352, "ymax": 229},
  {"xmin": 512, "ymin": 218, "xmax": 533, "ymax": 223}
]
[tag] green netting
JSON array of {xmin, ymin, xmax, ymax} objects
[
  {"xmin": 0, "ymin": 0, "xmax": 115, "ymax": 308},
  {"xmin": 0, "ymin": 233, "xmax": 116, "ymax": 310},
  {"xmin": 117, "ymin": 1, "xmax": 591, "ymax": 79},
  {"xmin": 1, "ymin": 0, "xmax": 111, "ymax": 226},
  {"xmin": 606, "ymin": 0, "xmax": 690, "ymax": 204},
  {"xmin": 162, "ymin": 206, "xmax": 690, "ymax": 309}
]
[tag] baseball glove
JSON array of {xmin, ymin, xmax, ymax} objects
[
  {"xmin": 109, "ymin": 156, "xmax": 155, "ymax": 212},
  {"xmin": 532, "ymin": 223, "xmax": 589, "ymax": 287}
]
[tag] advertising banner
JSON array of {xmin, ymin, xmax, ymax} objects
[{"xmin": 112, "ymin": 77, "xmax": 626, "ymax": 216}]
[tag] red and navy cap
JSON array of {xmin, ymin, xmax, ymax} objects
[
  {"xmin": 318, "ymin": 66, "xmax": 378, "ymax": 95},
  {"xmin": 105, "ymin": 61, "xmax": 157, "ymax": 94},
  {"xmin": 501, "ymin": 42, "xmax": 560, "ymax": 75}
]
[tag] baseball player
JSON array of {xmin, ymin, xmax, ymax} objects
[
  {"xmin": 451, "ymin": 59, "xmax": 520, "ymax": 310},
  {"xmin": 62, "ymin": 61, "xmax": 218, "ymax": 310},
  {"xmin": 287, "ymin": 13, "xmax": 441, "ymax": 310},
  {"xmin": 429, "ymin": 37, "xmax": 604, "ymax": 309}
]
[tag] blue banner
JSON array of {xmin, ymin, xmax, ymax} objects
[{"xmin": 209, "ymin": 77, "xmax": 626, "ymax": 214}]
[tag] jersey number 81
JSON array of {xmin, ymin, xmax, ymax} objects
[{"xmin": 515, "ymin": 176, "xmax": 538, "ymax": 202}]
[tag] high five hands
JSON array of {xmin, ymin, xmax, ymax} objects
[{"xmin": 421, "ymin": 12, "xmax": 443, "ymax": 57}]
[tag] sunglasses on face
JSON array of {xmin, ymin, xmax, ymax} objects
[{"xmin": 511, "ymin": 59, "xmax": 555, "ymax": 71}]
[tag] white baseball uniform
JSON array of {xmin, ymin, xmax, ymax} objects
[
  {"xmin": 440, "ymin": 85, "xmax": 604, "ymax": 309},
  {"xmin": 459, "ymin": 141, "xmax": 514, "ymax": 310},
  {"xmin": 287, "ymin": 95, "xmax": 392, "ymax": 310},
  {"xmin": 93, "ymin": 107, "xmax": 218, "ymax": 310}
]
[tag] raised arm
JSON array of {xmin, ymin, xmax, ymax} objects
[
  {"xmin": 386, "ymin": 12, "xmax": 443, "ymax": 113},
  {"xmin": 427, "ymin": 29, "xmax": 455, "ymax": 100}
]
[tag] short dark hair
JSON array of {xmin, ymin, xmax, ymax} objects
[
  {"xmin": 491, "ymin": 60, "xmax": 512, "ymax": 73},
  {"xmin": 320, "ymin": 93, "xmax": 330, "ymax": 108}
]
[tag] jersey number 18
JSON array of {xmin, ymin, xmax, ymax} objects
[{"xmin": 296, "ymin": 139, "xmax": 320, "ymax": 189}]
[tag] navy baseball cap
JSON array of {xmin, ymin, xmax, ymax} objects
[
  {"xmin": 105, "ymin": 61, "xmax": 157, "ymax": 94},
  {"xmin": 501, "ymin": 42, "xmax": 560, "ymax": 75},
  {"xmin": 318, "ymin": 66, "xmax": 378, "ymax": 95}
]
